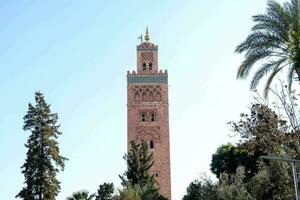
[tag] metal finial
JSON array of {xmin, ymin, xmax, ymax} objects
[{"xmin": 144, "ymin": 26, "xmax": 150, "ymax": 42}]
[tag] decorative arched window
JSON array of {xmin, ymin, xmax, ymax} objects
[
  {"xmin": 143, "ymin": 63, "xmax": 147, "ymax": 71},
  {"xmin": 140, "ymin": 113, "xmax": 146, "ymax": 122},
  {"xmin": 150, "ymin": 112, "xmax": 156, "ymax": 122},
  {"xmin": 149, "ymin": 63, "xmax": 152, "ymax": 70}
]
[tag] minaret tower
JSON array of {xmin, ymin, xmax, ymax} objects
[{"xmin": 127, "ymin": 28, "xmax": 171, "ymax": 199}]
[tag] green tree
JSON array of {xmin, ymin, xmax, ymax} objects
[
  {"xmin": 66, "ymin": 191, "xmax": 95, "ymax": 200},
  {"xmin": 119, "ymin": 140, "xmax": 167, "ymax": 200},
  {"xmin": 139, "ymin": 184, "xmax": 168, "ymax": 200},
  {"xmin": 96, "ymin": 183, "xmax": 115, "ymax": 200},
  {"xmin": 236, "ymin": 0, "xmax": 300, "ymax": 97},
  {"xmin": 118, "ymin": 184, "xmax": 141, "ymax": 200},
  {"xmin": 247, "ymin": 160, "xmax": 294, "ymax": 200},
  {"xmin": 182, "ymin": 176, "xmax": 217, "ymax": 200},
  {"xmin": 16, "ymin": 91, "xmax": 67, "ymax": 200},
  {"xmin": 230, "ymin": 104, "xmax": 288, "ymax": 156},
  {"xmin": 210, "ymin": 144, "xmax": 257, "ymax": 180},
  {"xmin": 118, "ymin": 184, "xmax": 167, "ymax": 200},
  {"xmin": 217, "ymin": 160, "xmax": 294, "ymax": 200},
  {"xmin": 119, "ymin": 140, "xmax": 156, "ymax": 189},
  {"xmin": 227, "ymin": 101, "xmax": 297, "ymax": 199},
  {"xmin": 269, "ymin": 83, "xmax": 300, "ymax": 157},
  {"xmin": 217, "ymin": 167, "xmax": 254, "ymax": 200}
]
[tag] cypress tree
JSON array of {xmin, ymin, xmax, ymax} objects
[
  {"xmin": 120, "ymin": 140, "xmax": 156, "ymax": 188},
  {"xmin": 119, "ymin": 140, "xmax": 169, "ymax": 200},
  {"xmin": 16, "ymin": 91, "xmax": 67, "ymax": 200}
]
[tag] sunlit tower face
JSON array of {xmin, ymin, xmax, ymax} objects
[{"xmin": 127, "ymin": 28, "xmax": 171, "ymax": 199}]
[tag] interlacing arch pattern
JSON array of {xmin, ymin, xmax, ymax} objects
[
  {"xmin": 134, "ymin": 85, "xmax": 162, "ymax": 102},
  {"xmin": 141, "ymin": 52, "xmax": 154, "ymax": 71}
]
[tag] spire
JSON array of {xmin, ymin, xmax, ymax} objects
[{"xmin": 144, "ymin": 26, "xmax": 150, "ymax": 42}]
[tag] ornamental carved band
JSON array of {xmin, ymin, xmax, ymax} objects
[
  {"xmin": 127, "ymin": 75, "xmax": 168, "ymax": 84},
  {"xmin": 133, "ymin": 85, "xmax": 162, "ymax": 102}
]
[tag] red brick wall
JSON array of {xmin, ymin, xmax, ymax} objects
[{"xmin": 127, "ymin": 42, "xmax": 171, "ymax": 199}]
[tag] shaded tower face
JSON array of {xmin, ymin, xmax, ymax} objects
[{"xmin": 127, "ymin": 29, "xmax": 171, "ymax": 200}]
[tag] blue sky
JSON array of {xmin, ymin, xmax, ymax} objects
[{"xmin": 0, "ymin": 0, "xmax": 280, "ymax": 199}]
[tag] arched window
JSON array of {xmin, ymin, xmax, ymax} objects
[
  {"xmin": 140, "ymin": 113, "xmax": 146, "ymax": 122},
  {"xmin": 143, "ymin": 63, "xmax": 146, "ymax": 71},
  {"xmin": 150, "ymin": 140, "xmax": 154, "ymax": 149},
  {"xmin": 150, "ymin": 112, "xmax": 156, "ymax": 122},
  {"xmin": 149, "ymin": 63, "xmax": 152, "ymax": 70}
]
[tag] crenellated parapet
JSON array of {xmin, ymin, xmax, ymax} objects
[
  {"xmin": 127, "ymin": 70, "xmax": 168, "ymax": 76},
  {"xmin": 137, "ymin": 42, "xmax": 158, "ymax": 51}
]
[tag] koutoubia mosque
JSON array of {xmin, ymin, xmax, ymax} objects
[{"xmin": 127, "ymin": 28, "xmax": 171, "ymax": 199}]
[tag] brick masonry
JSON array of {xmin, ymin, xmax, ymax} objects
[{"xmin": 127, "ymin": 40, "xmax": 171, "ymax": 199}]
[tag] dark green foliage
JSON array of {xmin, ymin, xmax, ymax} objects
[
  {"xmin": 16, "ymin": 92, "xmax": 67, "ymax": 200},
  {"xmin": 222, "ymin": 103, "xmax": 297, "ymax": 199},
  {"xmin": 210, "ymin": 144, "xmax": 258, "ymax": 180},
  {"xmin": 217, "ymin": 167, "xmax": 254, "ymax": 200},
  {"xmin": 120, "ymin": 140, "xmax": 156, "ymax": 188},
  {"xmin": 183, "ymin": 177, "xmax": 217, "ymax": 200},
  {"xmin": 140, "ymin": 184, "xmax": 168, "ymax": 200},
  {"xmin": 96, "ymin": 183, "xmax": 114, "ymax": 200},
  {"xmin": 217, "ymin": 162, "xmax": 294, "ymax": 200},
  {"xmin": 118, "ymin": 184, "xmax": 168, "ymax": 200},
  {"xmin": 201, "ymin": 82, "xmax": 300, "ymax": 199},
  {"xmin": 119, "ymin": 140, "xmax": 167, "ymax": 200},
  {"xmin": 230, "ymin": 104, "xmax": 288, "ymax": 156},
  {"xmin": 118, "ymin": 184, "xmax": 141, "ymax": 200},
  {"xmin": 236, "ymin": 0, "xmax": 300, "ymax": 97},
  {"xmin": 248, "ymin": 161, "xmax": 294, "ymax": 200},
  {"xmin": 66, "ymin": 190, "xmax": 95, "ymax": 200}
]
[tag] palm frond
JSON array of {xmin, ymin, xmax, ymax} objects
[
  {"xmin": 237, "ymin": 49, "xmax": 273, "ymax": 79},
  {"xmin": 235, "ymin": 31, "xmax": 286, "ymax": 54},
  {"xmin": 254, "ymin": 1, "xmax": 289, "ymax": 28},
  {"xmin": 250, "ymin": 58, "xmax": 286, "ymax": 90},
  {"xmin": 235, "ymin": 0, "xmax": 300, "ymax": 94},
  {"xmin": 285, "ymin": 0, "xmax": 299, "ymax": 16},
  {"xmin": 252, "ymin": 15, "xmax": 289, "ymax": 42},
  {"xmin": 266, "ymin": 0, "xmax": 288, "ymax": 20}
]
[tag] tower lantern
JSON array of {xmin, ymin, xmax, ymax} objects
[{"xmin": 136, "ymin": 28, "xmax": 159, "ymax": 74}]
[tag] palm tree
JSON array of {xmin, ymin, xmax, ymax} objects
[
  {"xmin": 236, "ymin": 0, "xmax": 300, "ymax": 97},
  {"xmin": 66, "ymin": 190, "xmax": 95, "ymax": 200}
]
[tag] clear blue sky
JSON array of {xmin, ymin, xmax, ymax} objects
[{"xmin": 0, "ymin": 0, "xmax": 279, "ymax": 199}]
